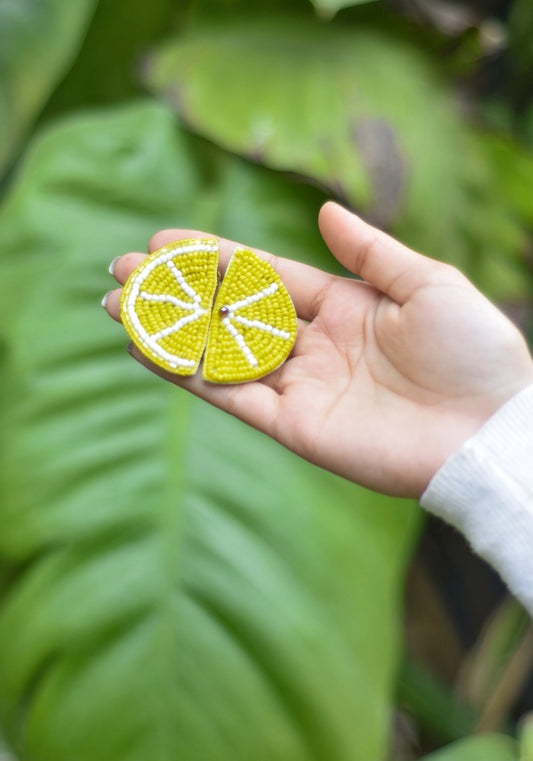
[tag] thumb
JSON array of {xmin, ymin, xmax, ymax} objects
[{"xmin": 318, "ymin": 202, "xmax": 444, "ymax": 304}]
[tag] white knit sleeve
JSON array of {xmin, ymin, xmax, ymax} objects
[{"xmin": 420, "ymin": 383, "xmax": 533, "ymax": 616}]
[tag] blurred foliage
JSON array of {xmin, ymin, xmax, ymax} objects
[
  {"xmin": 307, "ymin": 0, "xmax": 378, "ymax": 20},
  {"xmin": 520, "ymin": 715, "xmax": 533, "ymax": 761},
  {"xmin": 0, "ymin": 99, "xmax": 419, "ymax": 761},
  {"xmin": 456, "ymin": 598, "xmax": 533, "ymax": 732},
  {"xmin": 144, "ymin": 8, "xmax": 532, "ymax": 300},
  {"xmin": 508, "ymin": 0, "xmax": 533, "ymax": 99},
  {"xmin": 42, "ymin": 0, "xmax": 187, "ymax": 112},
  {"xmin": 0, "ymin": 1, "xmax": 531, "ymax": 760},
  {"xmin": 0, "ymin": 0, "xmax": 96, "ymax": 178},
  {"xmin": 421, "ymin": 733, "xmax": 518, "ymax": 761}
]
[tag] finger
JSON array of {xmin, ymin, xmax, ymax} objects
[
  {"xmin": 127, "ymin": 343, "xmax": 281, "ymax": 436},
  {"xmin": 102, "ymin": 288, "xmax": 122, "ymax": 321},
  {"xmin": 110, "ymin": 252, "xmax": 147, "ymax": 285},
  {"xmin": 318, "ymin": 201, "xmax": 446, "ymax": 304},
  {"xmin": 148, "ymin": 229, "xmax": 336, "ymax": 322}
]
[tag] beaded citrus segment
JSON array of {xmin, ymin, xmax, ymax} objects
[
  {"xmin": 203, "ymin": 248, "xmax": 297, "ymax": 383},
  {"xmin": 120, "ymin": 239, "xmax": 218, "ymax": 374}
]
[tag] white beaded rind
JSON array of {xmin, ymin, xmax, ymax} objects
[{"xmin": 124, "ymin": 242, "xmax": 216, "ymax": 369}]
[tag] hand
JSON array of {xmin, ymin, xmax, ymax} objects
[{"xmin": 103, "ymin": 202, "xmax": 533, "ymax": 497}]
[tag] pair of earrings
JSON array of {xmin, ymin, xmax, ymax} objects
[{"xmin": 120, "ymin": 239, "xmax": 297, "ymax": 383}]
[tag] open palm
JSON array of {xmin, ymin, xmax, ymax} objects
[{"xmin": 105, "ymin": 203, "xmax": 533, "ymax": 497}]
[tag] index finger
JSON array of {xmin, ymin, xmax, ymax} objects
[{"xmin": 148, "ymin": 228, "xmax": 336, "ymax": 323}]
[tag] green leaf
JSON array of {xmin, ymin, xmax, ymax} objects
[
  {"xmin": 457, "ymin": 598, "xmax": 531, "ymax": 715},
  {"xmin": 144, "ymin": 15, "xmax": 533, "ymax": 300},
  {"xmin": 519, "ymin": 715, "xmax": 533, "ymax": 761},
  {"xmin": 308, "ymin": 0, "xmax": 377, "ymax": 21},
  {"xmin": 0, "ymin": 101, "xmax": 420, "ymax": 761},
  {"xmin": 0, "ymin": 731, "xmax": 17, "ymax": 761},
  {"xmin": 398, "ymin": 658, "xmax": 476, "ymax": 744},
  {"xmin": 448, "ymin": 130, "xmax": 533, "ymax": 301},
  {"xmin": 421, "ymin": 734, "xmax": 518, "ymax": 761},
  {"xmin": 145, "ymin": 17, "xmax": 390, "ymax": 212},
  {"xmin": 508, "ymin": 0, "xmax": 533, "ymax": 78},
  {"xmin": 0, "ymin": 0, "xmax": 97, "ymax": 178},
  {"xmin": 43, "ymin": 0, "xmax": 187, "ymax": 115}
]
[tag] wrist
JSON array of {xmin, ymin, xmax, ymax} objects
[{"xmin": 422, "ymin": 379, "xmax": 533, "ymax": 496}]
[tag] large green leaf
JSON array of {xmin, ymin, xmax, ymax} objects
[
  {"xmin": 144, "ymin": 15, "xmax": 533, "ymax": 300},
  {"xmin": 0, "ymin": 102, "xmax": 420, "ymax": 761},
  {"xmin": 0, "ymin": 0, "xmax": 96, "ymax": 178},
  {"xmin": 421, "ymin": 734, "xmax": 518, "ymax": 761}
]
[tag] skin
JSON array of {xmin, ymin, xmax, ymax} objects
[{"xmin": 103, "ymin": 202, "xmax": 533, "ymax": 498}]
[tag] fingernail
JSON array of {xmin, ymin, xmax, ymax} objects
[
  {"xmin": 126, "ymin": 341, "xmax": 134, "ymax": 356},
  {"xmin": 101, "ymin": 291, "xmax": 112, "ymax": 308},
  {"xmin": 108, "ymin": 256, "xmax": 120, "ymax": 276}
]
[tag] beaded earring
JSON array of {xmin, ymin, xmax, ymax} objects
[{"xmin": 120, "ymin": 239, "xmax": 297, "ymax": 383}]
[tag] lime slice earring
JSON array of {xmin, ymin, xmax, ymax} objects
[{"xmin": 120, "ymin": 239, "xmax": 297, "ymax": 383}]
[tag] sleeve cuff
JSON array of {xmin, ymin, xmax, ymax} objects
[{"xmin": 420, "ymin": 383, "xmax": 533, "ymax": 615}]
